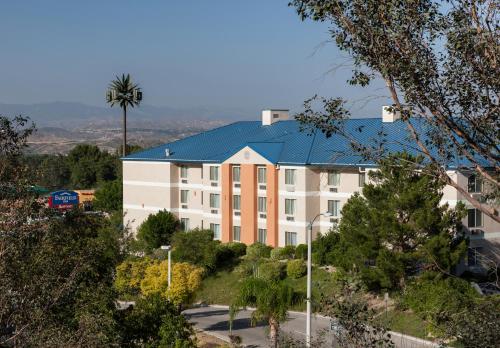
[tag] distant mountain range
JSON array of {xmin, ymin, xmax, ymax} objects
[{"xmin": 0, "ymin": 101, "xmax": 254, "ymax": 128}]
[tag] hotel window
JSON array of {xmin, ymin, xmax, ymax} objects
[
  {"xmin": 258, "ymin": 228, "xmax": 267, "ymax": 244},
  {"xmin": 233, "ymin": 226, "xmax": 241, "ymax": 242},
  {"xmin": 232, "ymin": 166, "xmax": 241, "ymax": 182},
  {"xmin": 285, "ymin": 169, "xmax": 296, "ymax": 185},
  {"xmin": 358, "ymin": 172, "xmax": 366, "ymax": 187},
  {"xmin": 328, "ymin": 200, "xmax": 340, "ymax": 217},
  {"xmin": 258, "ymin": 197, "xmax": 267, "ymax": 213},
  {"xmin": 180, "ymin": 218, "xmax": 190, "ymax": 231},
  {"xmin": 180, "ymin": 190, "xmax": 189, "ymax": 204},
  {"xmin": 285, "ymin": 231, "xmax": 297, "ymax": 246},
  {"xmin": 467, "ymin": 175, "xmax": 482, "ymax": 193},
  {"xmin": 210, "ymin": 223, "xmax": 221, "ymax": 240},
  {"xmin": 210, "ymin": 166, "xmax": 219, "ymax": 181},
  {"xmin": 180, "ymin": 166, "xmax": 188, "ymax": 179},
  {"xmin": 233, "ymin": 195, "xmax": 241, "ymax": 210},
  {"xmin": 328, "ymin": 170, "xmax": 340, "ymax": 186},
  {"xmin": 209, "ymin": 194, "xmax": 220, "ymax": 209},
  {"xmin": 285, "ymin": 199, "xmax": 296, "ymax": 215},
  {"xmin": 257, "ymin": 167, "xmax": 267, "ymax": 184},
  {"xmin": 468, "ymin": 209, "xmax": 482, "ymax": 228}
]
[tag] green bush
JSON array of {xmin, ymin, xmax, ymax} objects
[
  {"xmin": 270, "ymin": 247, "xmax": 283, "ymax": 260},
  {"xmin": 287, "ymin": 259, "xmax": 306, "ymax": 279},
  {"xmin": 136, "ymin": 210, "xmax": 180, "ymax": 253},
  {"xmin": 258, "ymin": 261, "xmax": 286, "ymax": 281},
  {"xmin": 118, "ymin": 293, "xmax": 196, "ymax": 347},
  {"xmin": 271, "ymin": 246, "xmax": 296, "ymax": 260},
  {"xmin": 295, "ymin": 244, "xmax": 307, "ymax": 260},
  {"xmin": 402, "ymin": 273, "xmax": 478, "ymax": 334},
  {"xmin": 235, "ymin": 261, "xmax": 255, "ymax": 277},
  {"xmin": 227, "ymin": 242, "xmax": 247, "ymax": 257},
  {"xmin": 215, "ymin": 242, "xmax": 246, "ymax": 269},
  {"xmin": 172, "ymin": 229, "xmax": 219, "ymax": 272},
  {"xmin": 246, "ymin": 242, "xmax": 272, "ymax": 260}
]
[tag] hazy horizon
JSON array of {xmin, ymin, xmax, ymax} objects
[{"xmin": 1, "ymin": 0, "xmax": 391, "ymax": 119}]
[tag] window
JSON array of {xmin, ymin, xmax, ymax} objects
[
  {"xmin": 468, "ymin": 209, "xmax": 482, "ymax": 228},
  {"xmin": 210, "ymin": 166, "xmax": 219, "ymax": 181},
  {"xmin": 257, "ymin": 167, "xmax": 267, "ymax": 184},
  {"xmin": 358, "ymin": 172, "xmax": 366, "ymax": 187},
  {"xmin": 468, "ymin": 175, "xmax": 482, "ymax": 193},
  {"xmin": 258, "ymin": 197, "xmax": 267, "ymax": 213},
  {"xmin": 285, "ymin": 231, "xmax": 297, "ymax": 246},
  {"xmin": 233, "ymin": 195, "xmax": 241, "ymax": 210},
  {"xmin": 233, "ymin": 226, "xmax": 241, "ymax": 242},
  {"xmin": 180, "ymin": 190, "xmax": 189, "ymax": 204},
  {"xmin": 232, "ymin": 166, "xmax": 241, "ymax": 182},
  {"xmin": 285, "ymin": 169, "xmax": 296, "ymax": 185},
  {"xmin": 180, "ymin": 218, "xmax": 190, "ymax": 231},
  {"xmin": 180, "ymin": 166, "xmax": 188, "ymax": 179},
  {"xmin": 210, "ymin": 223, "xmax": 221, "ymax": 240},
  {"xmin": 328, "ymin": 170, "xmax": 340, "ymax": 186},
  {"xmin": 328, "ymin": 200, "xmax": 340, "ymax": 216},
  {"xmin": 209, "ymin": 194, "xmax": 220, "ymax": 209},
  {"xmin": 258, "ymin": 228, "xmax": 267, "ymax": 244},
  {"xmin": 285, "ymin": 199, "xmax": 296, "ymax": 215}
]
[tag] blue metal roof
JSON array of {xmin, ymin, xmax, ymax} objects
[{"xmin": 123, "ymin": 119, "xmax": 477, "ymax": 168}]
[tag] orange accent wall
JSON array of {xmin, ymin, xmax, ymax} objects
[
  {"xmin": 241, "ymin": 164, "xmax": 257, "ymax": 244},
  {"xmin": 266, "ymin": 164, "xmax": 279, "ymax": 247},
  {"xmin": 221, "ymin": 164, "xmax": 233, "ymax": 242}
]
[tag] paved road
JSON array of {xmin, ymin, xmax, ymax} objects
[{"xmin": 184, "ymin": 305, "xmax": 439, "ymax": 348}]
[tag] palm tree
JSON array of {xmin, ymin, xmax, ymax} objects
[
  {"xmin": 230, "ymin": 278, "xmax": 295, "ymax": 348},
  {"xmin": 106, "ymin": 74, "xmax": 142, "ymax": 157}
]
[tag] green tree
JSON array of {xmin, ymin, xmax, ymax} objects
[
  {"xmin": 94, "ymin": 179, "xmax": 122, "ymax": 213},
  {"xmin": 290, "ymin": 0, "xmax": 499, "ymax": 223},
  {"xmin": 332, "ymin": 154, "xmax": 466, "ymax": 289},
  {"xmin": 38, "ymin": 154, "xmax": 71, "ymax": 189},
  {"xmin": 171, "ymin": 229, "xmax": 219, "ymax": 271},
  {"xmin": 136, "ymin": 210, "xmax": 180, "ymax": 253},
  {"xmin": 66, "ymin": 144, "xmax": 103, "ymax": 188},
  {"xmin": 231, "ymin": 278, "xmax": 295, "ymax": 348},
  {"xmin": 118, "ymin": 293, "xmax": 196, "ymax": 347},
  {"xmin": 107, "ymin": 74, "xmax": 142, "ymax": 157}
]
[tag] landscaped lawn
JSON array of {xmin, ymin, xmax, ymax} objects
[
  {"xmin": 374, "ymin": 309, "xmax": 430, "ymax": 340},
  {"xmin": 195, "ymin": 265, "xmax": 432, "ymax": 343}
]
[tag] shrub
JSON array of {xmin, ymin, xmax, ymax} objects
[
  {"xmin": 258, "ymin": 261, "xmax": 286, "ymax": 281},
  {"xmin": 166, "ymin": 262, "xmax": 204, "ymax": 307},
  {"xmin": 402, "ymin": 273, "xmax": 478, "ymax": 334},
  {"xmin": 172, "ymin": 229, "xmax": 219, "ymax": 272},
  {"xmin": 271, "ymin": 246, "xmax": 296, "ymax": 260},
  {"xmin": 118, "ymin": 293, "xmax": 196, "ymax": 347},
  {"xmin": 227, "ymin": 242, "xmax": 247, "ymax": 257},
  {"xmin": 115, "ymin": 257, "xmax": 155, "ymax": 297},
  {"xmin": 235, "ymin": 261, "xmax": 254, "ymax": 277},
  {"xmin": 136, "ymin": 210, "xmax": 180, "ymax": 253},
  {"xmin": 311, "ymin": 230, "xmax": 340, "ymax": 265},
  {"xmin": 246, "ymin": 242, "xmax": 272, "ymax": 260},
  {"xmin": 295, "ymin": 244, "xmax": 307, "ymax": 260},
  {"xmin": 287, "ymin": 259, "xmax": 306, "ymax": 279}
]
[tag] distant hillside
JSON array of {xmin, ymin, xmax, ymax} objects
[{"xmin": 0, "ymin": 101, "xmax": 253, "ymax": 128}]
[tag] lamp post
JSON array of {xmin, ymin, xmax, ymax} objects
[
  {"xmin": 306, "ymin": 212, "xmax": 332, "ymax": 347},
  {"xmin": 160, "ymin": 245, "xmax": 172, "ymax": 288}
]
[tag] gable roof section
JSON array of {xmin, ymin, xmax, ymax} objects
[{"xmin": 123, "ymin": 118, "xmax": 478, "ymax": 168}]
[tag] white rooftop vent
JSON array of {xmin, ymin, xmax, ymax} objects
[
  {"xmin": 382, "ymin": 106, "xmax": 401, "ymax": 122},
  {"xmin": 262, "ymin": 109, "xmax": 289, "ymax": 126},
  {"xmin": 165, "ymin": 148, "xmax": 171, "ymax": 157}
]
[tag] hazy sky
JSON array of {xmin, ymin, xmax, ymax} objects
[{"xmin": 0, "ymin": 0, "xmax": 390, "ymax": 118}]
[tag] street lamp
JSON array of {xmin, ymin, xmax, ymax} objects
[
  {"xmin": 160, "ymin": 245, "xmax": 172, "ymax": 288},
  {"xmin": 306, "ymin": 211, "xmax": 332, "ymax": 347}
]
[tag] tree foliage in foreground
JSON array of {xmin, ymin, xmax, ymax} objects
[
  {"xmin": 290, "ymin": 0, "xmax": 499, "ymax": 223},
  {"xmin": 332, "ymin": 154, "xmax": 467, "ymax": 289}
]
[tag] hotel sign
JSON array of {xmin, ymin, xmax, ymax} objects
[{"xmin": 49, "ymin": 190, "xmax": 79, "ymax": 209}]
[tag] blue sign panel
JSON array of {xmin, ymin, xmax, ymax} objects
[{"xmin": 49, "ymin": 190, "xmax": 79, "ymax": 209}]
